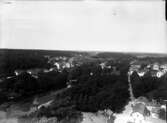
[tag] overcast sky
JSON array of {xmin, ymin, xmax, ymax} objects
[{"xmin": 0, "ymin": 1, "xmax": 166, "ymax": 53}]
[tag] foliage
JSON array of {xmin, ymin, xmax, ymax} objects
[
  {"xmin": 0, "ymin": 71, "xmax": 68, "ymax": 103},
  {"xmin": 0, "ymin": 51, "xmax": 50, "ymax": 75},
  {"xmin": 158, "ymin": 108, "xmax": 166, "ymax": 120},
  {"xmin": 65, "ymin": 61, "xmax": 130, "ymax": 113},
  {"xmin": 131, "ymin": 71, "xmax": 167, "ymax": 100},
  {"xmin": 28, "ymin": 97, "xmax": 82, "ymax": 122}
]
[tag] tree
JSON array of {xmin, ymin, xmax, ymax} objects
[{"xmin": 14, "ymin": 72, "xmax": 39, "ymax": 95}]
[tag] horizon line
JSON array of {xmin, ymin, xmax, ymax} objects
[{"xmin": 1, "ymin": 48, "xmax": 167, "ymax": 55}]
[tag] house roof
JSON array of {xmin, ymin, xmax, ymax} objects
[{"xmin": 137, "ymin": 96, "xmax": 149, "ymax": 104}]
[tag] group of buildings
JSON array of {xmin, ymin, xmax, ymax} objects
[
  {"xmin": 130, "ymin": 61, "xmax": 167, "ymax": 78},
  {"xmin": 48, "ymin": 56, "xmax": 121, "ymax": 75},
  {"xmin": 130, "ymin": 96, "xmax": 166, "ymax": 123}
]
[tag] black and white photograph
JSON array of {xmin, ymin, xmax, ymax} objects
[{"xmin": 0, "ymin": 0, "xmax": 167, "ymax": 122}]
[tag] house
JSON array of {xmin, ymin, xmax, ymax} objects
[
  {"xmin": 130, "ymin": 60, "xmax": 137, "ymax": 65},
  {"xmin": 14, "ymin": 70, "xmax": 25, "ymax": 76},
  {"xmin": 65, "ymin": 62, "xmax": 71, "ymax": 68},
  {"xmin": 146, "ymin": 99, "xmax": 161, "ymax": 119},
  {"xmin": 136, "ymin": 96, "xmax": 149, "ymax": 105},
  {"xmin": 67, "ymin": 84, "xmax": 72, "ymax": 88},
  {"xmin": 54, "ymin": 62, "xmax": 60, "ymax": 70},
  {"xmin": 49, "ymin": 67, "xmax": 58, "ymax": 72},
  {"xmin": 106, "ymin": 65, "xmax": 111, "ymax": 69},
  {"xmin": 160, "ymin": 64, "xmax": 167, "ymax": 70},
  {"xmin": 145, "ymin": 64, "xmax": 151, "ymax": 69},
  {"xmin": 160, "ymin": 105, "xmax": 166, "ymax": 111},
  {"xmin": 131, "ymin": 103, "xmax": 150, "ymax": 123},
  {"xmin": 27, "ymin": 68, "xmax": 43, "ymax": 75},
  {"xmin": 90, "ymin": 72, "xmax": 93, "ymax": 76},
  {"xmin": 100, "ymin": 62, "xmax": 106, "ymax": 69},
  {"xmin": 156, "ymin": 71, "xmax": 165, "ymax": 78},
  {"xmin": 152, "ymin": 63, "xmax": 159, "ymax": 71},
  {"xmin": 137, "ymin": 71, "xmax": 145, "ymax": 77},
  {"xmin": 43, "ymin": 69, "xmax": 50, "ymax": 73},
  {"xmin": 130, "ymin": 65, "xmax": 141, "ymax": 72},
  {"xmin": 150, "ymin": 107, "xmax": 160, "ymax": 119}
]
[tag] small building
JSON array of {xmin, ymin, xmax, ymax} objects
[
  {"xmin": 54, "ymin": 62, "xmax": 60, "ymax": 70},
  {"xmin": 14, "ymin": 70, "xmax": 25, "ymax": 76},
  {"xmin": 160, "ymin": 105, "xmax": 166, "ymax": 111},
  {"xmin": 100, "ymin": 62, "xmax": 106, "ymax": 69},
  {"xmin": 152, "ymin": 63, "xmax": 160, "ymax": 71},
  {"xmin": 90, "ymin": 72, "xmax": 93, "ymax": 76},
  {"xmin": 131, "ymin": 103, "xmax": 150, "ymax": 123},
  {"xmin": 136, "ymin": 96, "xmax": 149, "ymax": 105},
  {"xmin": 137, "ymin": 71, "xmax": 145, "ymax": 77},
  {"xmin": 150, "ymin": 107, "xmax": 160, "ymax": 119},
  {"xmin": 27, "ymin": 68, "xmax": 43, "ymax": 75},
  {"xmin": 65, "ymin": 62, "xmax": 71, "ymax": 68},
  {"xmin": 156, "ymin": 71, "xmax": 165, "ymax": 78},
  {"xmin": 160, "ymin": 64, "xmax": 167, "ymax": 70},
  {"xmin": 43, "ymin": 69, "xmax": 50, "ymax": 73}
]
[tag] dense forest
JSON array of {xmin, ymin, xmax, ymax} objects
[{"xmin": 0, "ymin": 49, "xmax": 167, "ymax": 122}]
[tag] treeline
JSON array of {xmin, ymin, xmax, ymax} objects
[
  {"xmin": 0, "ymin": 70, "xmax": 68, "ymax": 104},
  {"xmin": 34, "ymin": 61, "xmax": 130, "ymax": 121},
  {"xmin": 0, "ymin": 56, "xmax": 132, "ymax": 121},
  {"xmin": 0, "ymin": 52, "xmax": 51, "ymax": 76},
  {"xmin": 0, "ymin": 49, "xmax": 93, "ymax": 76},
  {"xmin": 131, "ymin": 71, "xmax": 167, "ymax": 100},
  {"xmin": 67, "ymin": 62, "xmax": 130, "ymax": 113},
  {"xmin": 137, "ymin": 56, "xmax": 167, "ymax": 64}
]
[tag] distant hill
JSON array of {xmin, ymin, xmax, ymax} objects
[
  {"xmin": 0, "ymin": 49, "xmax": 80, "ymax": 58},
  {"xmin": 0, "ymin": 49, "xmax": 166, "ymax": 59}
]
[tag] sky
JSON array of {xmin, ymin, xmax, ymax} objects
[{"xmin": 0, "ymin": 0, "xmax": 167, "ymax": 53}]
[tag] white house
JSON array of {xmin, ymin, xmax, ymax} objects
[
  {"xmin": 14, "ymin": 70, "xmax": 25, "ymax": 76},
  {"xmin": 156, "ymin": 71, "xmax": 165, "ymax": 78},
  {"xmin": 152, "ymin": 63, "xmax": 159, "ymax": 71},
  {"xmin": 54, "ymin": 62, "xmax": 60, "ymax": 70},
  {"xmin": 137, "ymin": 71, "xmax": 145, "ymax": 77}
]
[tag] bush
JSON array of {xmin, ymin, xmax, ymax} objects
[{"xmin": 158, "ymin": 108, "xmax": 166, "ymax": 120}]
